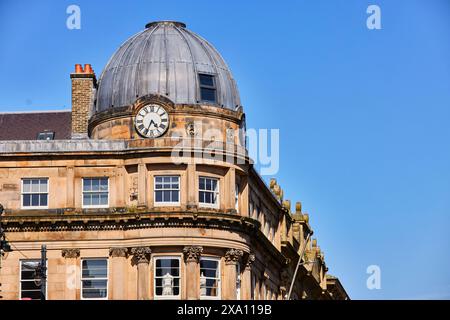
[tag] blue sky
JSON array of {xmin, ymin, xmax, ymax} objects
[{"xmin": 1, "ymin": 0, "xmax": 450, "ymax": 299}]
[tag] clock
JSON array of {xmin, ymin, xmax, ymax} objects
[{"xmin": 134, "ymin": 104, "xmax": 169, "ymax": 138}]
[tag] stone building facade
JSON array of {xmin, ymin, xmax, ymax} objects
[{"xmin": 0, "ymin": 21, "xmax": 348, "ymax": 300}]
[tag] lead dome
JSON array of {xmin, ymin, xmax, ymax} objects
[{"xmin": 94, "ymin": 21, "xmax": 241, "ymax": 113}]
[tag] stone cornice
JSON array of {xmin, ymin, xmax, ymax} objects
[{"xmin": 0, "ymin": 211, "xmax": 260, "ymax": 233}]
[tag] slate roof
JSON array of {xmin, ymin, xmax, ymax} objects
[{"xmin": 0, "ymin": 110, "xmax": 71, "ymax": 141}]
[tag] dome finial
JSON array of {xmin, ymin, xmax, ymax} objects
[{"xmin": 145, "ymin": 21, "xmax": 186, "ymax": 29}]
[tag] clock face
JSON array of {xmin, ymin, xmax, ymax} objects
[{"xmin": 134, "ymin": 104, "xmax": 169, "ymax": 138}]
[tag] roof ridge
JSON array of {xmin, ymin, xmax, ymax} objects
[{"xmin": 0, "ymin": 109, "xmax": 71, "ymax": 115}]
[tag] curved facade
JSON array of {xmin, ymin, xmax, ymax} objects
[{"xmin": 0, "ymin": 21, "xmax": 348, "ymax": 301}]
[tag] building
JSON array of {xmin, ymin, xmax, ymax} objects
[{"xmin": 0, "ymin": 21, "xmax": 348, "ymax": 300}]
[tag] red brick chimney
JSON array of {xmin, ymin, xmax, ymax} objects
[{"xmin": 71, "ymin": 64, "xmax": 96, "ymax": 139}]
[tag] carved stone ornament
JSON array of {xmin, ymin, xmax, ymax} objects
[
  {"xmin": 109, "ymin": 247, "xmax": 128, "ymax": 258},
  {"xmin": 183, "ymin": 246, "xmax": 203, "ymax": 263},
  {"xmin": 224, "ymin": 248, "xmax": 244, "ymax": 265},
  {"xmin": 245, "ymin": 253, "xmax": 256, "ymax": 270},
  {"xmin": 131, "ymin": 246, "xmax": 151, "ymax": 264},
  {"xmin": 61, "ymin": 248, "xmax": 80, "ymax": 259},
  {"xmin": 185, "ymin": 121, "xmax": 198, "ymax": 137}
]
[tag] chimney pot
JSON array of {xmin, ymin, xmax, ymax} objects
[
  {"xmin": 75, "ymin": 64, "xmax": 83, "ymax": 73},
  {"xmin": 84, "ymin": 64, "xmax": 93, "ymax": 74}
]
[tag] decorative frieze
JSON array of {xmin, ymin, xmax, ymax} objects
[
  {"xmin": 131, "ymin": 246, "xmax": 151, "ymax": 264},
  {"xmin": 183, "ymin": 246, "xmax": 203, "ymax": 263},
  {"xmin": 109, "ymin": 247, "xmax": 128, "ymax": 258},
  {"xmin": 61, "ymin": 248, "xmax": 80, "ymax": 259},
  {"xmin": 224, "ymin": 248, "xmax": 243, "ymax": 265}
]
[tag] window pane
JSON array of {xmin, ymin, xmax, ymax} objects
[
  {"xmin": 83, "ymin": 179, "xmax": 92, "ymax": 192},
  {"xmin": 100, "ymin": 178, "xmax": 108, "ymax": 191},
  {"xmin": 199, "ymin": 74, "xmax": 214, "ymax": 87},
  {"xmin": 172, "ymin": 191, "xmax": 179, "ymax": 202},
  {"xmin": 83, "ymin": 194, "xmax": 91, "ymax": 206},
  {"xmin": 39, "ymin": 179, "xmax": 48, "ymax": 192},
  {"xmin": 92, "ymin": 179, "xmax": 100, "ymax": 191},
  {"xmin": 199, "ymin": 178, "xmax": 205, "ymax": 190},
  {"xmin": 23, "ymin": 180, "xmax": 31, "ymax": 193},
  {"xmin": 21, "ymin": 290, "xmax": 42, "ymax": 300},
  {"xmin": 23, "ymin": 194, "xmax": 31, "ymax": 207},
  {"xmin": 31, "ymin": 180, "xmax": 40, "ymax": 193},
  {"xmin": 40, "ymin": 194, "xmax": 48, "ymax": 207},
  {"xmin": 200, "ymin": 88, "xmax": 216, "ymax": 102},
  {"xmin": 205, "ymin": 179, "xmax": 211, "ymax": 190},
  {"xmin": 155, "ymin": 191, "xmax": 163, "ymax": 202},
  {"xmin": 31, "ymin": 194, "xmax": 40, "ymax": 207},
  {"xmin": 91, "ymin": 194, "xmax": 100, "ymax": 205},
  {"xmin": 100, "ymin": 194, "xmax": 108, "ymax": 205},
  {"xmin": 204, "ymin": 192, "xmax": 212, "ymax": 204},
  {"xmin": 162, "ymin": 190, "xmax": 170, "ymax": 202}
]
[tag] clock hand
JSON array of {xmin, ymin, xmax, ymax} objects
[{"xmin": 148, "ymin": 119, "xmax": 157, "ymax": 129}]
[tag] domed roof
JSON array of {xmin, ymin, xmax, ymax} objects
[{"xmin": 95, "ymin": 21, "xmax": 241, "ymax": 113}]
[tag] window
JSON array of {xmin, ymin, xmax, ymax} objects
[
  {"xmin": 81, "ymin": 259, "xmax": 108, "ymax": 300},
  {"xmin": 199, "ymin": 177, "xmax": 219, "ymax": 208},
  {"xmin": 20, "ymin": 260, "xmax": 46, "ymax": 300},
  {"xmin": 22, "ymin": 178, "xmax": 48, "ymax": 209},
  {"xmin": 249, "ymin": 201, "xmax": 254, "ymax": 218},
  {"xmin": 235, "ymin": 183, "xmax": 239, "ymax": 211},
  {"xmin": 199, "ymin": 73, "xmax": 217, "ymax": 103},
  {"xmin": 82, "ymin": 178, "xmax": 109, "ymax": 208},
  {"xmin": 200, "ymin": 257, "xmax": 220, "ymax": 299},
  {"xmin": 236, "ymin": 263, "xmax": 241, "ymax": 300},
  {"xmin": 154, "ymin": 176, "xmax": 180, "ymax": 205},
  {"xmin": 37, "ymin": 131, "xmax": 55, "ymax": 140},
  {"xmin": 154, "ymin": 257, "xmax": 181, "ymax": 299}
]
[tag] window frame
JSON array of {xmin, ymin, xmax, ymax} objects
[
  {"xmin": 235, "ymin": 183, "xmax": 239, "ymax": 212},
  {"xmin": 19, "ymin": 259, "xmax": 47, "ymax": 300},
  {"xmin": 80, "ymin": 258, "xmax": 109, "ymax": 300},
  {"xmin": 199, "ymin": 257, "xmax": 221, "ymax": 300},
  {"xmin": 81, "ymin": 177, "xmax": 110, "ymax": 209},
  {"xmin": 198, "ymin": 73, "xmax": 217, "ymax": 104},
  {"xmin": 21, "ymin": 178, "xmax": 49, "ymax": 210},
  {"xmin": 37, "ymin": 131, "xmax": 55, "ymax": 140},
  {"xmin": 198, "ymin": 176, "xmax": 220, "ymax": 209},
  {"xmin": 153, "ymin": 175, "xmax": 181, "ymax": 207},
  {"xmin": 153, "ymin": 255, "xmax": 182, "ymax": 300}
]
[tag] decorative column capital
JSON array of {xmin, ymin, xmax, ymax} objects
[
  {"xmin": 131, "ymin": 246, "xmax": 151, "ymax": 264},
  {"xmin": 224, "ymin": 248, "xmax": 243, "ymax": 265},
  {"xmin": 109, "ymin": 247, "xmax": 128, "ymax": 258},
  {"xmin": 61, "ymin": 248, "xmax": 80, "ymax": 259},
  {"xmin": 245, "ymin": 253, "xmax": 256, "ymax": 270},
  {"xmin": 183, "ymin": 246, "xmax": 203, "ymax": 263}
]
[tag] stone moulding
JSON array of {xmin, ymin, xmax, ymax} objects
[{"xmin": 0, "ymin": 211, "xmax": 260, "ymax": 233}]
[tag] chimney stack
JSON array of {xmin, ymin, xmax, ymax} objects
[{"xmin": 70, "ymin": 64, "xmax": 96, "ymax": 139}]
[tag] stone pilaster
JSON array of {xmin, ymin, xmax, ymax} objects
[
  {"xmin": 109, "ymin": 247, "xmax": 128, "ymax": 300},
  {"xmin": 223, "ymin": 249, "xmax": 243, "ymax": 299},
  {"xmin": 131, "ymin": 246, "xmax": 151, "ymax": 300},
  {"xmin": 241, "ymin": 253, "xmax": 255, "ymax": 300},
  {"xmin": 137, "ymin": 163, "xmax": 147, "ymax": 208},
  {"xmin": 183, "ymin": 246, "xmax": 203, "ymax": 299},
  {"xmin": 61, "ymin": 249, "xmax": 80, "ymax": 300}
]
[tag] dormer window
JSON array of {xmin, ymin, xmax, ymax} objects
[
  {"xmin": 37, "ymin": 131, "xmax": 55, "ymax": 140},
  {"xmin": 199, "ymin": 74, "xmax": 217, "ymax": 103}
]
